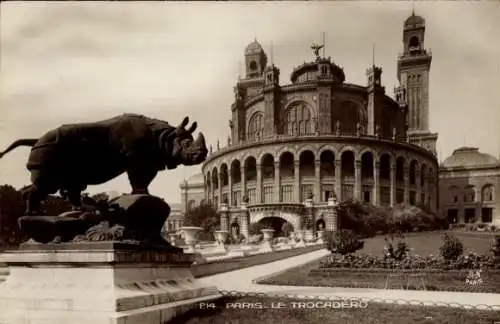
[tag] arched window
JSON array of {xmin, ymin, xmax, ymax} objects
[
  {"xmin": 482, "ymin": 184, "xmax": 495, "ymax": 202},
  {"xmin": 284, "ymin": 103, "xmax": 312, "ymax": 136},
  {"xmin": 248, "ymin": 112, "xmax": 264, "ymax": 141},
  {"xmin": 409, "ymin": 36, "xmax": 420, "ymax": 48},
  {"xmin": 337, "ymin": 101, "xmax": 365, "ymax": 135},
  {"xmin": 464, "ymin": 186, "xmax": 476, "ymax": 203},
  {"xmin": 448, "ymin": 186, "xmax": 460, "ymax": 204}
]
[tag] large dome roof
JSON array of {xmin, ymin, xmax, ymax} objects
[
  {"xmin": 442, "ymin": 147, "xmax": 499, "ymax": 168},
  {"xmin": 405, "ymin": 13, "xmax": 425, "ymax": 28}
]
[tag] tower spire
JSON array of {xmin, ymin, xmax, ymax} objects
[
  {"xmin": 372, "ymin": 42, "xmax": 375, "ymax": 66},
  {"xmin": 412, "ymin": 0, "xmax": 416, "ymax": 15},
  {"xmin": 322, "ymin": 32, "xmax": 326, "ymax": 57},
  {"xmin": 270, "ymin": 41, "xmax": 274, "ymax": 65}
]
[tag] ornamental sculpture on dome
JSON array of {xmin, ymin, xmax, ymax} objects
[{"xmin": 311, "ymin": 43, "xmax": 324, "ymax": 59}]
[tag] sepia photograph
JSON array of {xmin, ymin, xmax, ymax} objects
[{"xmin": 0, "ymin": 1, "xmax": 499, "ymax": 323}]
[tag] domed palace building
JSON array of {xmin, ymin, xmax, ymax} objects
[
  {"xmin": 176, "ymin": 12, "xmax": 499, "ymax": 238},
  {"xmin": 439, "ymin": 147, "xmax": 500, "ymax": 227}
]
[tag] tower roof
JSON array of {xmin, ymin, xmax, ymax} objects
[
  {"xmin": 404, "ymin": 12, "xmax": 425, "ymax": 28},
  {"xmin": 245, "ymin": 40, "xmax": 263, "ymax": 55}
]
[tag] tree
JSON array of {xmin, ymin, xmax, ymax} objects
[
  {"xmin": 90, "ymin": 192, "xmax": 110, "ymax": 203},
  {"xmin": 0, "ymin": 185, "xmax": 25, "ymax": 247},
  {"xmin": 183, "ymin": 201, "xmax": 220, "ymax": 234}
]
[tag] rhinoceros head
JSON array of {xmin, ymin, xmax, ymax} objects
[{"xmin": 159, "ymin": 116, "xmax": 208, "ymax": 169}]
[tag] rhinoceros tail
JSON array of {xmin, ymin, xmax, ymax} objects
[{"xmin": 0, "ymin": 138, "xmax": 38, "ymax": 159}]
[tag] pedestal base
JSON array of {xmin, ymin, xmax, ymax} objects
[
  {"xmin": 258, "ymin": 240, "xmax": 274, "ymax": 253},
  {"xmin": 0, "ymin": 242, "xmax": 220, "ymax": 324}
]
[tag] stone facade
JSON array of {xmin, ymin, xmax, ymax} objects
[
  {"xmin": 196, "ymin": 12, "xmax": 440, "ymax": 237},
  {"xmin": 439, "ymin": 147, "xmax": 500, "ymax": 225}
]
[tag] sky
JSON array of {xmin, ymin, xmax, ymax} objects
[{"xmin": 1, "ymin": 1, "xmax": 499, "ymax": 204}]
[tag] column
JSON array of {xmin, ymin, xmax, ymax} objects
[
  {"xmin": 373, "ymin": 161, "xmax": 380, "ymax": 205},
  {"xmin": 415, "ymin": 170, "xmax": 422, "ymax": 204},
  {"xmin": 209, "ymin": 174, "xmax": 214, "ymax": 204},
  {"xmin": 404, "ymin": 165, "xmax": 409, "ymax": 205},
  {"xmin": 228, "ymin": 172, "xmax": 233, "ymax": 206},
  {"xmin": 274, "ymin": 161, "xmax": 280, "ymax": 202},
  {"xmin": 390, "ymin": 163, "xmax": 396, "ymax": 206},
  {"xmin": 355, "ymin": 160, "xmax": 362, "ymax": 201},
  {"xmin": 241, "ymin": 166, "xmax": 247, "ymax": 199},
  {"xmin": 256, "ymin": 163, "xmax": 262, "ymax": 203},
  {"xmin": 240, "ymin": 203, "xmax": 250, "ymax": 238},
  {"xmin": 294, "ymin": 160, "xmax": 300, "ymax": 202},
  {"xmin": 314, "ymin": 160, "xmax": 321, "ymax": 202},
  {"xmin": 335, "ymin": 159, "xmax": 342, "ymax": 201},
  {"xmin": 218, "ymin": 173, "xmax": 223, "ymax": 207}
]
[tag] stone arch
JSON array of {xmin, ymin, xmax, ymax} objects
[
  {"xmin": 360, "ymin": 151, "xmax": 374, "ymax": 179},
  {"xmin": 296, "ymin": 144, "xmax": 317, "ymax": 158},
  {"xmin": 244, "ymin": 156, "xmax": 257, "ymax": 182},
  {"xmin": 252, "ymin": 212, "xmax": 299, "ymax": 230},
  {"xmin": 230, "ymin": 159, "xmax": 241, "ymax": 184},
  {"xmin": 409, "ymin": 159, "xmax": 418, "ymax": 186},
  {"xmin": 379, "ymin": 153, "xmax": 392, "ymax": 181},
  {"xmin": 279, "ymin": 151, "xmax": 295, "ymax": 178},
  {"xmin": 318, "ymin": 144, "xmax": 339, "ymax": 157},
  {"xmin": 261, "ymin": 153, "xmax": 275, "ymax": 180},
  {"xmin": 320, "ymin": 149, "xmax": 335, "ymax": 178},
  {"xmin": 358, "ymin": 147, "xmax": 378, "ymax": 163},
  {"xmin": 211, "ymin": 167, "xmax": 219, "ymax": 189},
  {"xmin": 420, "ymin": 163, "xmax": 427, "ymax": 186},
  {"xmin": 220, "ymin": 163, "xmax": 229, "ymax": 187},
  {"xmin": 339, "ymin": 145, "xmax": 358, "ymax": 157},
  {"xmin": 395, "ymin": 156, "xmax": 405, "ymax": 184},
  {"xmin": 299, "ymin": 150, "xmax": 315, "ymax": 178}
]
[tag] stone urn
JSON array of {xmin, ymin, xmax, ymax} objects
[
  {"xmin": 295, "ymin": 229, "xmax": 306, "ymax": 247},
  {"xmin": 181, "ymin": 226, "xmax": 203, "ymax": 253},
  {"xmin": 296, "ymin": 229, "xmax": 305, "ymax": 242},
  {"xmin": 259, "ymin": 229, "xmax": 275, "ymax": 252},
  {"xmin": 214, "ymin": 230, "xmax": 229, "ymax": 245},
  {"xmin": 168, "ymin": 233, "xmax": 178, "ymax": 246},
  {"xmin": 260, "ymin": 229, "xmax": 275, "ymax": 242}
]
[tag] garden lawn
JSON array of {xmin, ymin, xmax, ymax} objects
[
  {"xmin": 168, "ymin": 296, "xmax": 500, "ymax": 324},
  {"xmin": 258, "ymin": 231, "xmax": 500, "ymax": 293}
]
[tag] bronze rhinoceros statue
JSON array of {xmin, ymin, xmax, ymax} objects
[{"xmin": 0, "ymin": 114, "xmax": 208, "ymax": 215}]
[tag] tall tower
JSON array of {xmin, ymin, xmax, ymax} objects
[
  {"xmin": 366, "ymin": 63, "xmax": 384, "ymax": 136},
  {"xmin": 397, "ymin": 12, "xmax": 438, "ymax": 155},
  {"xmin": 245, "ymin": 40, "xmax": 267, "ymax": 79}
]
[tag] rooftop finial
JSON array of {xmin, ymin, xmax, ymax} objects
[{"xmin": 412, "ymin": 0, "xmax": 416, "ymax": 15}]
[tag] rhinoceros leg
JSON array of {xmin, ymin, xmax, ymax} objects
[
  {"xmin": 25, "ymin": 169, "xmax": 59, "ymax": 215},
  {"xmin": 127, "ymin": 168, "xmax": 158, "ymax": 195}
]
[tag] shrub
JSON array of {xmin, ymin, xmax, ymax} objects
[
  {"xmin": 384, "ymin": 235, "xmax": 409, "ymax": 261},
  {"xmin": 248, "ymin": 222, "xmax": 266, "ymax": 236},
  {"xmin": 439, "ymin": 233, "xmax": 464, "ymax": 261},
  {"xmin": 491, "ymin": 235, "xmax": 500, "ymax": 257},
  {"xmin": 326, "ymin": 229, "xmax": 364, "ymax": 255}
]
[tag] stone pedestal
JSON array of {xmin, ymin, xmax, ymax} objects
[{"xmin": 0, "ymin": 242, "xmax": 220, "ymax": 324}]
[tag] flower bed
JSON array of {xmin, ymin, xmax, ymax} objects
[{"xmin": 319, "ymin": 253, "xmax": 500, "ymax": 270}]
